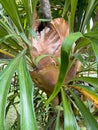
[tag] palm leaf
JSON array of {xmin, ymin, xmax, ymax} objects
[
  {"xmin": 61, "ymin": 88, "xmax": 79, "ymax": 130},
  {"xmin": 0, "ymin": 0, "xmax": 23, "ymax": 32},
  {"xmin": 81, "ymin": 0, "xmax": 98, "ymax": 32},
  {"xmin": 18, "ymin": 52, "xmax": 38, "ymax": 130},
  {"xmin": 45, "ymin": 32, "xmax": 83, "ymax": 105},
  {"xmin": 70, "ymin": 85, "xmax": 98, "ymax": 108},
  {"xmin": 70, "ymin": 89, "xmax": 98, "ymax": 130},
  {"xmin": 0, "ymin": 51, "xmax": 24, "ymax": 129},
  {"xmin": 70, "ymin": 0, "xmax": 78, "ymax": 32},
  {"xmin": 71, "ymin": 77, "xmax": 98, "ymax": 91}
]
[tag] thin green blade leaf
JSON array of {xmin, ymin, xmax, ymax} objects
[
  {"xmin": 70, "ymin": 89, "xmax": 98, "ymax": 130},
  {"xmin": 20, "ymin": 32, "xmax": 31, "ymax": 46},
  {"xmin": 0, "ymin": 0, "xmax": 23, "ymax": 32},
  {"xmin": 22, "ymin": 0, "xmax": 38, "ymax": 27},
  {"xmin": 0, "ymin": 34, "xmax": 17, "ymax": 45},
  {"xmin": 61, "ymin": 88, "xmax": 79, "ymax": 130},
  {"xmin": 55, "ymin": 109, "xmax": 60, "ymax": 130},
  {"xmin": 70, "ymin": 0, "xmax": 78, "ymax": 32},
  {"xmin": 71, "ymin": 77, "xmax": 98, "ymax": 91},
  {"xmin": 0, "ymin": 20, "xmax": 14, "ymax": 35},
  {"xmin": 90, "ymin": 40, "xmax": 98, "ymax": 76},
  {"xmin": 18, "ymin": 54, "xmax": 38, "ymax": 130},
  {"xmin": 22, "ymin": 0, "xmax": 33, "ymax": 27},
  {"xmin": 62, "ymin": 0, "xmax": 70, "ymax": 17},
  {"xmin": 0, "ymin": 51, "xmax": 25, "ymax": 129},
  {"xmin": 84, "ymin": 31, "xmax": 98, "ymax": 75},
  {"xmin": 45, "ymin": 32, "xmax": 83, "ymax": 105},
  {"xmin": 32, "ymin": 0, "xmax": 38, "ymax": 26},
  {"xmin": 75, "ymin": 37, "xmax": 90, "ymax": 51},
  {"xmin": 81, "ymin": 0, "xmax": 98, "ymax": 32},
  {"xmin": 70, "ymin": 84, "xmax": 98, "ymax": 108},
  {"xmin": 0, "ymin": 20, "xmax": 23, "ymax": 49}
]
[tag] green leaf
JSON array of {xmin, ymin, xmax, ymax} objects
[
  {"xmin": 0, "ymin": 20, "xmax": 14, "ymax": 35},
  {"xmin": 75, "ymin": 37, "xmax": 90, "ymax": 52},
  {"xmin": 0, "ymin": 34, "xmax": 17, "ymax": 44},
  {"xmin": 85, "ymin": 32, "xmax": 98, "ymax": 75},
  {"xmin": 22, "ymin": 0, "xmax": 33, "ymax": 27},
  {"xmin": 81, "ymin": 0, "xmax": 98, "ymax": 32},
  {"xmin": 0, "ymin": 21, "xmax": 23, "ymax": 50},
  {"xmin": 70, "ymin": 84, "xmax": 98, "ymax": 108},
  {"xmin": 62, "ymin": 0, "xmax": 70, "ymax": 17},
  {"xmin": 0, "ymin": 0, "xmax": 23, "ymax": 32},
  {"xmin": 20, "ymin": 32, "xmax": 31, "ymax": 46},
  {"xmin": 18, "ymin": 54, "xmax": 38, "ymax": 130},
  {"xmin": 84, "ymin": 30, "xmax": 98, "ymax": 75},
  {"xmin": 28, "ymin": 28, "xmax": 38, "ymax": 39},
  {"xmin": 35, "ymin": 54, "xmax": 50, "ymax": 65},
  {"xmin": 0, "ymin": 51, "xmax": 25, "ymax": 130},
  {"xmin": 70, "ymin": 89, "xmax": 98, "ymax": 130},
  {"xmin": 22, "ymin": 0, "xmax": 38, "ymax": 28},
  {"xmin": 75, "ymin": 0, "xmax": 86, "ymax": 31},
  {"xmin": 45, "ymin": 32, "xmax": 83, "ymax": 105},
  {"xmin": 70, "ymin": 0, "xmax": 78, "ymax": 32},
  {"xmin": 71, "ymin": 77, "xmax": 98, "ymax": 91},
  {"xmin": 73, "ymin": 53, "xmax": 85, "ymax": 65},
  {"xmin": 55, "ymin": 109, "xmax": 60, "ymax": 130},
  {"xmin": 91, "ymin": 41, "xmax": 98, "ymax": 75},
  {"xmin": 32, "ymin": 0, "xmax": 38, "ymax": 25},
  {"xmin": 85, "ymin": 31, "xmax": 98, "ymax": 41},
  {"xmin": 61, "ymin": 88, "xmax": 79, "ymax": 130}
]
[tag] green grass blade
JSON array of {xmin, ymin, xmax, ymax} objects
[
  {"xmin": 61, "ymin": 88, "xmax": 79, "ymax": 130},
  {"xmin": 18, "ymin": 54, "xmax": 38, "ymax": 130},
  {"xmin": 45, "ymin": 32, "xmax": 83, "ymax": 105},
  {"xmin": 0, "ymin": 51, "xmax": 25, "ymax": 130},
  {"xmin": 70, "ymin": 89, "xmax": 98, "ymax": 130}
]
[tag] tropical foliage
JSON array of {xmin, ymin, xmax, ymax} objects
[{"xmin": 0, "ymin": 0, "xmax": 98, "ymax": 130}]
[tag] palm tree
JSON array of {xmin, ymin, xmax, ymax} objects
[{"xmin": 0, "ymin": 0, "xmax": 98, "ymax": 129}]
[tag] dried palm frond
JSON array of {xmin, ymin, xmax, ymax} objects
[{"xmin": 30, "ymin": 18, "xmax": 80, "ymax": 96}]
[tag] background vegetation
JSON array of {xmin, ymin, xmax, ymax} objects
[{"xmin": 0, "ymin": 0, "xmax": 98, "ymax": 130}]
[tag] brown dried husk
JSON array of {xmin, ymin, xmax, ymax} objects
[{"xmin": 30, "ymin": 18, "xmax": 80, "ymax": 96}]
